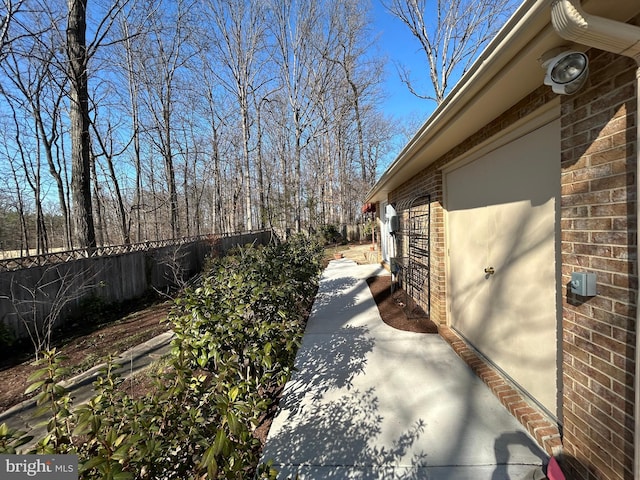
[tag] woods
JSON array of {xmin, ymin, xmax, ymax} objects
[
  {"xmin": 0, "ymin": 0, "xmax": 519, "ymax": 253},
  {"xmin": 0, "ymin": 0, "xmax": 393, "ymax": 251}
]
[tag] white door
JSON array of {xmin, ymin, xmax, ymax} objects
[{"xmin": 446, "ymin": 119, "xmax": 560, "ymax": 416}]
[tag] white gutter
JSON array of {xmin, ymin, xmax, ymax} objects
[{"xmin": 549, "ymin": 1, "xmax": 640, "ymax": 479}]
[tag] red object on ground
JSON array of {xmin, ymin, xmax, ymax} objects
[{"xmin": 547, "ymin": 457, "xmax": 565, "ymax": 480}]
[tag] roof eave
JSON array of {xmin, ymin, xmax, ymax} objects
[
  {"xmin": 367, "ymin": 0, "xmax": 640, "ymax": 205},
  {"xmin": 366, "ymin": 0, "xmax": 556, "ymax": 204}
]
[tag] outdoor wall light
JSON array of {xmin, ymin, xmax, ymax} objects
[{"xmin": 541, "ymin": 49, "xmax": 589, "ymax": 95}]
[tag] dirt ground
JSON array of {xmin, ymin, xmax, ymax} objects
[{"xmin": 0, "ymin": 301, "xmax": 173, "ymax": 413}]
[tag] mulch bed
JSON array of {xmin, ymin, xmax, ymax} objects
[{"xmin": 366, "ymin": 275, "xmax": 439, "ymax": 334}]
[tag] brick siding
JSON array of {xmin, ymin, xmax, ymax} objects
[
  {"xmin": 559, "ymin": 49, "xmax": 637, "ymax": 480},
  {"xmin": 385, "ymin": 48, "xmax": 637, "ymax": 480},
  {"xmin": 389, "ymin": 170, "xmax": 446, "ymax": 324}
]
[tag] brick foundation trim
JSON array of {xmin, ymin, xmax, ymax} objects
[{"xmin": 439, "ymin": 325, "xmax": 563, "ymax": 456}]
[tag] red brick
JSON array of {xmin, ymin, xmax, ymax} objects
[
  {"xmin": 391, "ymin": 48, "xmax": 636, "ymax": 480},
  {"xmin": 534, "ymin": 426, "xmax": 559, "ymax": 445},
  {"xmin": 544, "ymin": 437, "xmax": 563, "ymax": 456},
  {"xmin": 591, "ymin": 172, "xmax": 634, "ymax": 191},
  {"xmin": 592, "ymin": 331, "xmax": 627, "ymax": 355},
  {"xmin": 590, "ymin": 145, "xmax": 631, "ymax": 166},
  {"xmin": 590, "ymin": 356, "xmax": 627, "ymax": 385},
  {"xmin": 591, "ymin": 231, "xmax": 630, "ymax": 245},
  {"xmin": 574, "ymin": 335, "xmax": 612, "ymax": 362},
  {"xmin": 563, "ymin": 409, "xmax": 590, "ymax": 439},
  {"xmin": 508, "ymin": 400, "xmax": 529, "ymax": 417}
]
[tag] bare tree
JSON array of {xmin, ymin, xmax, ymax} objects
[
  {"xmin": 269, "ymin": 0, "xmax": 329, "ymax": 232},
  {"xmin": 2, "ymin": 93, "xmax": 51, "ymax": 254},
  {"xmin": 1, "ymin": 138, "xmax": 31, "ymax": 255},
  {"xmin": 136, "ymin": 0, "xmax": 198, "ymax": 239},
  {"xmin": 67, "ymin": 0, "xmax": 96, "ymax": 249},
  {"xmin": 118, "ymin": 11, "xmax": 145, "ymax": 242},
  {"xmin": 205, "ymin": 0, "xmax": 269, "ymax": 232},
  {"xmin": 0, "ymin": 0, "xmax": 394, "ymax": 249},
  {"xmin": 383, "ymin": 0, "xmax": 518, "ymax": 103},
  {"xmin": 90, "ymin": 117, "xmax": 131, "ymax": 244},
  {"xmin": 1, "ymin": 34, "xmax": 71, "ymax": 251},
  {"xmin": 324, "ymin": 0, "xmax": 383, "ymax": 187},
  {"xmin": 0, "ymin": 0, "xmax": 25, "ymax": 62},
  {"xmin": 67, "ymin": 0, "xmax": 131, "ymax": 249},
  {"xmin": 198, "ymin": 67, "xmax": 228, "ymax": 234}
]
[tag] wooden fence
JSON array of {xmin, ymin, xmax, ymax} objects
[{"xmin": 0, "ymin": 231, "xmax": 273, "ymax": 342}]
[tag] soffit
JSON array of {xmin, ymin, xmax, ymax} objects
[{"xmin": 366, "ymin": 0, "xmax": 640, "ymax": 204}]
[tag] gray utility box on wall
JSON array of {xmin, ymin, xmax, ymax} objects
[{"xmin": 570, "ymin": 272, "xmax": 597, "ymax": 297}]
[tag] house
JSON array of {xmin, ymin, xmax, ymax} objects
[{"xmin": 365, "ymin": 1, "xmax": 639, "ymax": 479}]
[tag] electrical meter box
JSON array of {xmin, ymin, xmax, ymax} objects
[
  {"xmin": 570, "ymin": 272, "xmax": 597, "ymax": 297},
  {"xmin": 389, "ymin": 215, "xmax": 400, "ymax": 233}
]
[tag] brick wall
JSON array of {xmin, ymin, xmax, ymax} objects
[
  {"xmin": 389, "ymin": 170, "xmax": 446, "ymax": 324},
  {"xmin": 559, "ymin": 49, "xmax": 637, "ymax": 480},
  {"xmin": 386, "ymin": 47, "xmax": 637, "ymax": 480}
]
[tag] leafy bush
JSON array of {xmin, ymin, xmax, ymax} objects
[
  {"xmin": 0, "ymin": 236, "xmax": 324, "ymax": 479},
  {"xmin": 0, "ymin": 322, "xmax": 15, "ymax": 349},
  {"xmin": 318, "ymin": 224, "xmax": 342, "ymax": 245}
]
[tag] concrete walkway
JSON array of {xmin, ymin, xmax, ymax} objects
[
  {"xmin": 0, "ymin": 331, "xmax": 175, "ymax": 445},
  {"xmin": 261, "ymin": 259, "xmax": 548, "ymax": 479}
]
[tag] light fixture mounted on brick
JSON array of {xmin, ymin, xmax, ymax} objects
[{"xmin": 540, "ymin": 47, "xmax": 589, "ymax": 95}]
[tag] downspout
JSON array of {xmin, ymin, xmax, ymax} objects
[{"xmin": 549, "ymin": 1, "xmax": 640, "ymax": 479}]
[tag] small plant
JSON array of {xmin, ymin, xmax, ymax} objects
[
  {"xmin": 26, "ymin": 349, "xmax": 74, "ymax": 454},
  {"xmin": 0, "ymin": 322, "xmax": 15, "ymax": 349},
  {"xmin": 0, "ymin": 236, "xmax": 323, "ymax": 479},
  {"xmin": 0, "ymin": 424, "xmax": 32, "ymax": 453},
  {"xmin": 363, "ymin": 219, "xmax": 374, "ymax": 236},
  {"xmin": 318, "ymin": 224, "xmax": 341, "ymax": 246}
]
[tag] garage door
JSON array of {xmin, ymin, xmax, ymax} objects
[{"xmin": 446, "ymin": 119, "xmax": 560, "ymax": 416}]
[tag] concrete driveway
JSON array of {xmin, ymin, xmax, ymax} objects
[{"xmin": 260, "ymin": 259, "xmax": 547, "ymax": 479}]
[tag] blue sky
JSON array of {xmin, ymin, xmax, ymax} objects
[
  {"xmin": 369, "ymin": 1, "xmax": 438, "ymax": 170},
  {"xmin": 371, "ymin": 2, "xmax": 436, "ymax": 126},
  {"xmin": 368, "ymin": 1, "xmax": 520, "ymax": 171}
]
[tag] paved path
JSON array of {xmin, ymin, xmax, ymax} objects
[
  {"xmin": 261, "ymin": 259, "xmax": 548, "ymax": 479},
  {"xmin": 0, "ymin": 331, "xmax": 174, "ymax": 446}
]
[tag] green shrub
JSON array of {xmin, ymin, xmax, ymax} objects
[
  {"xmin": 318, "ymin": 224, "xmax": 341, "ymax": 245},
  {"xmin": 0, "ymin": 236, "xmax": 324, "ymax": 479},
  {"xmin": 0, "ymin": 322, "xmax": 15, "ymax": 349}
]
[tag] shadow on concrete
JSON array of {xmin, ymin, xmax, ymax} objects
[
  {"xmin": 264, "ymin": 386, "xmax": 429, "ymax": 480},
  {"xmin": 277, "ymin": 324, "xmax": 375, "ymax": 415},
  {"xmin": 262, "ymin": 261, "xmax": 548, "ymax": 479},
  {"xmin": 309, "ymin": 276, "xmax": 361, "ymax": 314},
  {"xmin": 492, "ymin": 432, "xmax": 548, "ymax": 480},
  {"xmin": 263, "ymin": 266, "xmax": 430, "ymax": 478}
]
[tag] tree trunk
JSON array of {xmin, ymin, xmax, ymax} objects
[
  {"xmin": 255, "ymin": 100, "xmax": 266, "ymax": 230},
  {"xmin": 163, "ymin": 104, "xmax": 180, "ymax": 239},
  {"xmin": 182, "ymin": 144, "xmax": 191, "ymax": 237},
  {"xmin": 211, "ymin": 123, "xmax": 223, "ymax": 234},
  {"xmin": 67, "ymin": 0, "xmax": 96, "ymax": 249},
  {"xmin": 91, "ymin": 155, "xmax": 106, "ymax": 246},
  {"xmin": 241, "ymin": 99, "xmax": 253, "ymax": 232},
  {"xmin": 123, "ymin": 19, "xmax": 143, "ymax": 242}
]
